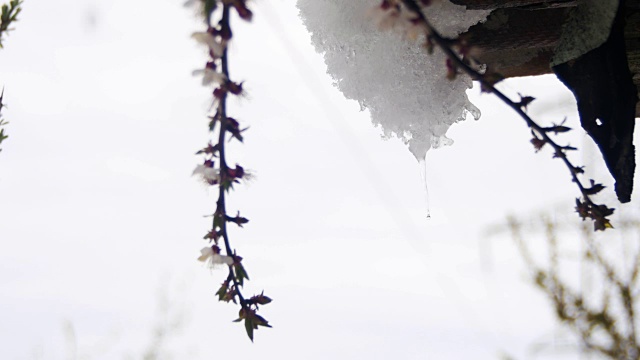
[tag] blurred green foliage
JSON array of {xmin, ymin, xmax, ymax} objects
[
  {"xmin": 509, "ymin": 213, "xmax": 640, "ymax": 358},
  {"xmin": 0, "ymin": 0, "xmax": 22, "ymax": 48}
]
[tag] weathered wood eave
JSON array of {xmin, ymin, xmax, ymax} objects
[
  {"xmin": 458, "ymin": 0, "xmax": 640, "ymax": 115},
  {"xmin": 453, "ymin": 0, "xmax": 639, "ymax": 202},
  {"xmin": 452, "ymin": 0, "xmax": 576, "ymax": 10}
]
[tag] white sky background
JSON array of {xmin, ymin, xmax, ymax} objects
[{"xmin": 1, "ymin": 0, "xmax": 639, "ymax": 359}]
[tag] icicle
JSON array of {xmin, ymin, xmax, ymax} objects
[{"xmin": 418, "ymin": 156, "xmax": 431, "ymax": 220}]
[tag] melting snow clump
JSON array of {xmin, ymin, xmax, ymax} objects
[{"xmin": 297, "ymin": 0, "xmax": 489, "ymax": 160}]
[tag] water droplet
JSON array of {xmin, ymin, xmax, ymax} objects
[{"xmin": 418, "ymin": 157, "xmax": 431, "ymax": 220}]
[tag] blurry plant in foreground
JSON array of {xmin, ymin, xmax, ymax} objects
[
  {"xmin": 39, "ymin": 278, "xmax": 189, "ymax": 360},
  {"xmin": 0, "ymin": 88, "xmax": 7, "ymax": 152},
  {"xmin": 0, "ymin": 0, "xmax": 21, "ymax": 48},
  {"xmin": 0, "ymin": 0, "xmax": 21, "ymax": 154},
  {"xmin": 508, "ymin": 213, "xmax": 640, "ymax": 359},
  {"xmin": 187, "ymin": 0, "xmax": 271, "ymax": 341}
]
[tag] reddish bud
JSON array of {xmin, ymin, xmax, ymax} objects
[
  {"xmin": 227, "ymin": 81, "xmax": 243, "ymax": 95},
  {"xmin": 225, "ymin": 117, "xmax": 245, "ymax": 142},
  {"xmin": 220, "ymin": 24, "xmax": 232, "ymax": 40},
  {"xmin": 234, "ymin": 3, "xmax": 253, "ymax": 21},
  {"xmin": 228, "ymin": 165, "xmax": 245, "ymax": 179},
  {"xmin": 204, "ymin": 229, "xmax": 219, "ymax": 241},
  {"xmin": 531, "ymin": 137, "xmax": 546, "ymax": 152},
  {"xmin": 213, "ymin": 87, "xmax": 226, "ymax": 99}
]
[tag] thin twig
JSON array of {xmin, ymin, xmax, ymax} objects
[{"xmin": 215, "ymin": 4, "xmax": 246, "ymax": 305}]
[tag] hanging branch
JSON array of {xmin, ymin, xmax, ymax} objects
[
  {"xmin": 374, "ymin": 0, "xmax": 614, "ymax": 231},
  {"xmin": 189, "ymin": 0, "xmax": 271, "ymax": 341}
]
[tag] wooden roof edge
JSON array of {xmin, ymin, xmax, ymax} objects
[
  {"xmin": 450, "ymin": 0, "xmax": 576, "ymax": 11},
  {"xmin": 451, "ymin": 0, "xmax": 640, "ymax": 11}
]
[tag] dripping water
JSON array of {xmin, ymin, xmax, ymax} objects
[{"xmin": 418, "ymin": 157, "xmax": 431, "ymax": 220}]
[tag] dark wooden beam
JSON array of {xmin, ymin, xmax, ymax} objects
[
  {"xmin": 553, "ymin": 1, "xmax": 638, "ymax": 203},
  {"xmin": 450, "ymin": 0, "xmax": 576, "ymax": 10},
  {"xmin": 463, "ymin": 7, "xmax": 567, "ymax": 76}
]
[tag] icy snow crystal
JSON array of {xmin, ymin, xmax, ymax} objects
[{"xmin": 297, "ymin": 0, "xmax": 489, "ymax": 160}]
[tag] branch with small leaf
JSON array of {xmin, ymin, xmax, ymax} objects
[
  {"xmin": 374, "ymin": 0, "xmax": 615, "ymax": 231},
  {"xmin": 188, "ymin": 0, "xmax": 271, "ymax": 341}
]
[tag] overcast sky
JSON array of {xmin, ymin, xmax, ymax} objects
[{"xmin": 0, "ymin": 0, "xmax": 637, "ymax": 359}]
